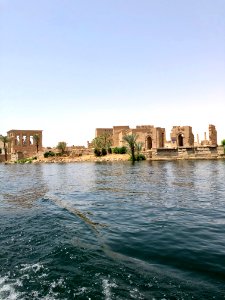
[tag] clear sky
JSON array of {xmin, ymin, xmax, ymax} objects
[{"xmin": 0, "ymin": 0, "xmax": 224, "ymax": 147}]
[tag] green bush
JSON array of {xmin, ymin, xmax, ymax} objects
[
  {"xmin": 101, "ymin": 148, "xmax": 107, "ymax": 156},
  {"xmin": 44, "ymin": 151, "xmax": 56, "ymax": 158},
  {"xmin": 136, "ymin": 154, "xmax": 146, "ymax": 161},
  {"xmin": 16, "ymin": 158, "xmax": 33, "ymax": 164},
  {"xmin": 113, "ymin": 146, "xmax": 127, "ymax": 154},
  {"xmin": 120, "ymin": 146, "xmax": 127, "ymax": 154},
  {"xmin": 94, "ymin": 148, "xmax": 101, "ymax": 157},
  {"xmin": 128, "ymin": 154, "xmax": 146, "ymax": 161},
  {"xmin": 112, "ymin": 147, "xmax": 119, "ymax": 154}
]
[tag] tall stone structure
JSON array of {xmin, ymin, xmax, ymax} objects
[
  {"xmin": 96, "ymin": 125, "xmax": 165, "ymax": 149},
  {"xmin": 94, "ymin": 123, "xmax": 217, "ymax": 151},
  {"xmin": 95, "ymin": 128, "xmax": 113, "ymax": 137},
  {"xmin": 112, "ymin": 126, "xmax": 130, "ymax": 146},
  {"xmin": 170, "ymin": 126, "xmax": 194, "ymax": 147},
  {"xmin": 7, "ymin": 129, "xmax": 43, "ymax": 157},
  {"xmin": 208, "ymin": 124, "xmax": 217, "ymax": 146}
]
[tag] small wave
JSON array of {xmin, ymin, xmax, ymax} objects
[
  {"xmin": 20, "ymin": 263, "xmax": 44, "ymax": 273},
  {"xmin": 0, "ymin": 276, "xmax": 23, "ymax": 300},
  {"xmin": 129, "ymin": 287, "xmax": 145, "ymax": 299},
  {"xmin": 46, "ymin": 196, "xmax": 108, "ymax": 232},
  {"xmin": 102, "ymin": 278, "xmax": 117, "ymax": 300}
]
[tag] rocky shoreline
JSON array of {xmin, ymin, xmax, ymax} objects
[
  {"xmin": 37, "ymin": 154, "xmax": 131, "ymax": 163},
  {"xmin": 3, "ymin": 152, "xmax": 225, "ymax": 164}
]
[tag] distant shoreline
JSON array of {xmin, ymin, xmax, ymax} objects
[{"xmin": 3, "ymin": 153, "xmax": 225, "ymax": 164}]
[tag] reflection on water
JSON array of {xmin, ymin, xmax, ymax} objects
[
  {"xmin": 0, "ymin": 160, "xmax": 225, "ymax": 299},
  {"xmin": 3, "ymin": 186, "xmax": 48, "ymax": 208}
]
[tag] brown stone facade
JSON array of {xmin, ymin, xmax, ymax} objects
[
  {"xmin": 208, "ymin": 124, "xmax": 217, "ymax": 146},
  {"xmin": 170, "ymin": 126, "xmax": 194, "ymax": 147},
  {"xmin": 95, "ymin": 124, "xmax": 217, "ymax": 150},
  {"xmin": 7, "ymin": 129, "xmax": 43, "ymax": 157},
  {"xmin": 96, "ymin": 125, "xmax": 165, "ymax": 149}
]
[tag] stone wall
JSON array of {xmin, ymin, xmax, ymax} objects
[
  {"xmin": 94, "ymin": 124, "xmax": 218, "ymax": 151},
  {"xmin": 112, "ymin": 126, "xmax": 130, "ymax": 146},
  {"xmin": 151, "ymin": 146, "xmax": 219, "ymax": 160},
  {"xmin": 113, "ymin": 125, "xmax": 166, "ymax": 149},
  {"xmin": 209, "ymin": 124, "xmax": 217, "ymax": 146},
  {"xmin": 170, "ymin": 126, "xmax": 194, "ymax": 147},
  {"xmin": 7, "ymin": 129, "xmax": 43, "ymax": 158},
  {"xmin": 95, "ymin": 128, "xmax": 113, "ymax": 137}
]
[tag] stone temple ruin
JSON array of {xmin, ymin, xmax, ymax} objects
[
  {"xmin": 0, "ymin": 124, "xmax": 221, "ymax": 162},
  {"xmin": 95, "ymin": 125, "xmax": 166, "ymax": 150},
  {"xmin": 7, "ymin": 129, "xmax": 43, "ymax": 159},
  {"xmin": 95, "ymin": 124, "xmax": 218, "ymax": 159}
]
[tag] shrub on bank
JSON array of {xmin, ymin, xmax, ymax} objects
[
  {"xmin": 94, "ymin": 148, "xmax": 101, "ymax": 157},
  {"xmin": 44, "ymin": 151, "xmax": 56, "ymax": 158},
  {"xmin": 136, "ymin": 154, "xmax": 146, "ymax": 161},
  {"xmin": 15, "ymin": 157, "xmax": 34, "ymax": 164},
  {"xmin": 112, "ymin": 146, "xmax": 127, "ymax": 154},
  {"xmin": 101, "ymin": 148, "xmax": 107, "ymax": 156},
  {"xmin": 128, "ymin": 154, "xmax": 146, "ymax": 161},
  {"xmin": 94, "ymin": 148, "xmax": 108, "ymax": 156},
  {"xmin": 221, "ymin": 139, "xmax": 225, "ymax": 154},
  {"xmin": 108, "ymin": 147, "xmax": 112, "ymax": 154}
]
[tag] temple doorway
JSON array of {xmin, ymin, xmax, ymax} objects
[
  {"xmin": 147, "ymin": 136, "xmax": 152, "ymax": 150},
  {"xmin": 178, "ymin": 134, "xmax": 184, "ymax": 147},
  {"xmin": 161, "ymin": 133, "xmax": 165, "ymax": 148}
]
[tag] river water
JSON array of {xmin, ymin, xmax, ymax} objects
[{"xmin": 0, "ymin": 160, "xmax": 225, "ymax": 299}]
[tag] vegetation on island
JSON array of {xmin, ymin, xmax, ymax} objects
[
  {"xmin": 92, "ymin": 133, "xmax": 112, "ymax": 157},
  {"xmin": 57, "ymin": 141, "xmax": 67, "ymax": 154},
  {"xmin": 0, "ymin": 135, "xmax": 10, "ymax": 161},
  {"xmin": 122, "ymin": 133, "xmax": 146, "ymax": 162},
  {"xmin": 112, "ymin": 146, "xmax": 127, "ymax": 154},
  {"xmin": 15, "ymin": 156, "xmax": 37, "ymax": 164},
  {"xmin": 92, "ymin": 132, "xmax": 145, "ymax": 161},
  {"xmin": 44, "ymin": 150, "xmax": 56, "ymax": 158},
  {"xmin": 221, "ymin": 139, "xmax": 225, "ymax": 153}
]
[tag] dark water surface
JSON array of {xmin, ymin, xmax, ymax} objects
[{"xmin": 0, "ymin": 160, "xmax": 225, "ymax": 299}]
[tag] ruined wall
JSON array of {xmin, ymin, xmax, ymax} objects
[
  {"xmin": 170, "ymin": 126, "xmax": 194, "ymax": 147},
  {"xmin": 94, "ymin": 124, "xmax": 217, "ymax": 151},
  {"xmin": 117, "ymin": 125, "xmax": 165, "ymax": 149},
  {"xmin": 113, "ymin": 126, "xmax": 130, "ymax": 147},
  {"xmin": 7, "ymin": 129, "xmax": 43, "ymax": 157},
  {"xmin": 95, "ymin": 128, "xmax": 113, "ymax": 138},
  {"xmin": 209, "ymin": 124, "xmax": 217, "ymax": 146}
]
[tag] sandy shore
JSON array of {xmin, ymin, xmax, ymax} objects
[
  {"xmin": 34, "ymin": 153, "xmax": 131, "ymax": 163},
  {"xmin": 3, "ymin": 153, "xmax": 225, "ymax": 164}
]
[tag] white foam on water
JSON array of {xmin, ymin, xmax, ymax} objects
[
  {"xmin": 20, "ymin": 263, "xmax": 44, "ymax": 273},
  {"xmin": 0, "ymin": 276, "xmax": 23, "ymax": 300},
  {"xmin": 129, "ymin": 287, "xmax": 145, "ymax": 299},
  {"xmin": 0, "ymin": 276, "xmax": 7, "ymax": 285},
  {"xmin": 74, "ymin": 286, "xmax": 88, "ymax": 296},
  {"xmin": 102, "ymin": 278, "xmax": 117, "ymax": 300}
]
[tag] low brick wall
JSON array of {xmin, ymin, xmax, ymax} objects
[
  {"xmin": 149, "ymin": 146, "xmax": 221, "ymax": 160},
  {"xmin": 154, "ymin": 148, "xmax": 178, "ymax": 158}
]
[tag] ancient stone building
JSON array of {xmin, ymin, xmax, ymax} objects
[
  {"xmin": 200, "ymin": 124, "xmax": 217, "ymax": 146},
  {"xmin": 94, "ymin": 124, "xmax": 217, "ymax": 151},
  {"xmin": 170, "ymin": 126, "xmax": 194, "ymax": 147},
  {"xmin": 96, "ymin": 125, "xmax": 165, "ymax": 149},
  {"xmin": 208, "ymin": 124, "xmax": 217, "ymax": 146},
  {"xmin": 95, "ymin": 128, "xmax": 113, "ymax": 137},
  {"xmin": 7, "ymin": 129, "xmax": 43, "ymax": 158}
]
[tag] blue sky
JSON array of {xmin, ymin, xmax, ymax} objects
[{"xmin": 0, "ymin": 0, "xmax": 224, "ymax": 146}]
